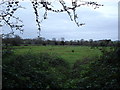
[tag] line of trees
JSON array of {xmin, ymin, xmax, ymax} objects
[{"xmin": 2, "ymin": 34, "xmax": 119, "ymax": 47}]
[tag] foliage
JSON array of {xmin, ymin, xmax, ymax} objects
[
  {"xmin": 2, "ymin": 52, "xmax": 70, "ymax": 88},
  {"xmin": 3, "ymin": 34, "xmax": 22, "ymax": 46},
  {"xmin": 2, "ymin": 35, "xmax": 116, "ymax": 47},
  {"xmin": 77, "ymin": 47, "xmax": 120, "ymax": 89},
  {"xmin": 2, "ymin": 45, "xmax": 14, "ymax": 57},
  {"xmin": 2, "ymin": 46, "xmax": 120, "ymax": 89}
]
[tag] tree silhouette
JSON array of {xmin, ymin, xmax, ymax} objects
[{"xmin": 0, "ymin": 0, "xmax": 103, "ymax": 36}]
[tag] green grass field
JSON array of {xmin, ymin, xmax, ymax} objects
[
  {"xmin": 3, "ymin": 45, "xmax": 119, "ymax": 88},
  {"xmin": 12, "ymin": 45, "xmax": 102, "ymax": 65}
]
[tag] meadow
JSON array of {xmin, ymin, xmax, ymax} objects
[
  {"xmin": 3, "ymin": 45, "xmax": 119, "ymax": 88},
  {"xmin": 12, "ymin": 45, "xmax": 102, "ymax": 65}
]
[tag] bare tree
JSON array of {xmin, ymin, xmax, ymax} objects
[{"xmin": 0, "ymin": 0, "xmax": 103, "ymax": 36}]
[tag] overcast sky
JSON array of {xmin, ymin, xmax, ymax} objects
[{"xmin": 2, "ymin": 0, "xmax": 119, "ymax": 41}]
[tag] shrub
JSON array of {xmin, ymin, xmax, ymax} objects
[
  {"xmin": 77, "ymin": 47, "xmax": 120, "ymax": 89},
  {"xmin": 2, "ymin": 46, "xmax": 14, "ymax": 58},
  {"xmin": 2, "ymin": 52, "xmax": 70, "ymax": 88}
]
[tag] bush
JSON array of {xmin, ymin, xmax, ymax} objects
[
  {"xmin": 2, "ymin": 46, "xmax": 14, "ymax": 57},
  {"xmin": 2, "ymin": 52, "xmax": 70, "ymax": 88},
  {"xmin": 3, "ymin": 47, "xmax": 120, "ymax": 89},
  {"xmin": 77, "ymin": 47, "xmax": 120, "ymax": 89}
]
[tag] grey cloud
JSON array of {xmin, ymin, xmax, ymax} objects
[{"xmin": 8, "ymin": 1, "xmax": 118, "ymax": 41}]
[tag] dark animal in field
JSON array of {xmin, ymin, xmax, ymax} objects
[{"xmin": 72, "ymin": 50, "xmax": 74, "ymax": 52}]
